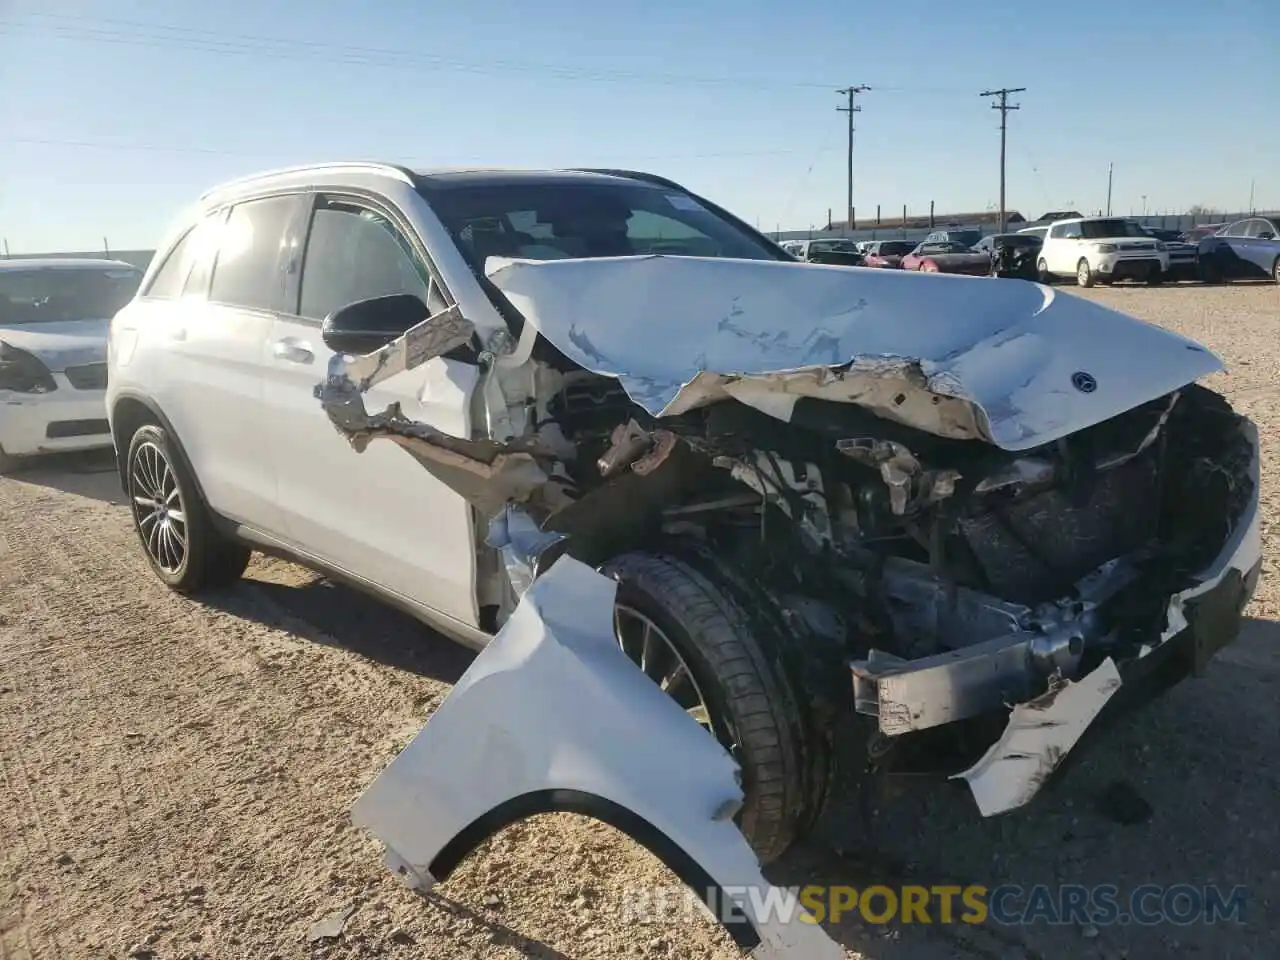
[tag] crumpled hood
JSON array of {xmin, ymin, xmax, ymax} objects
[
  {"xmin": 486, "ymin": 254, "xmax": 1223, "ymax": 452},
  {"xmin": 0, "ymin": 319, "xmax": 109, "ymax": 371}
]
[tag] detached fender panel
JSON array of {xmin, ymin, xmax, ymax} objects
[{"xmin": 351, "ymin": 556, "xmax": 841, "ymax": 958}]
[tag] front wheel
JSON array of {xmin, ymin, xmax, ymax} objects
[
  {"xmin": 1272, "ymin": 257, "xmax": 1280, "ymax": 284},
  {"xmin": 126, "ymin": 424, "xmax": 250, "ymax": 592},
  {"xmin": 602, "ymin": 551, "xmax": 822, "ymax": 864},
  {"xmin": 1076, "ymin": 258, "xmax": 1096, "ymax": 287},
  {"xmin": 1037, "ymin": 258, "xmax": 1052, "ymax": 283},
  {"xmin": 0, "ymin": 445, "xmax": 19, "ymax": 475},
  {"xmin": 1146, "ymin": 265, "xmax": 1164, "ymax": 286}
]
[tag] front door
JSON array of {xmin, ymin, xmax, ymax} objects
[{"xmin": 263, "ymin": 193, "xmax": 481, "ymax": 627}]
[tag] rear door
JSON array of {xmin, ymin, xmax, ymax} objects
[
  {"xmin": 264, "ymin": 192, "xmax": 482, "ymax": 627},
  {"xmin": 141, "ymin": 195, "xmax": 305, "ymax": 530}
]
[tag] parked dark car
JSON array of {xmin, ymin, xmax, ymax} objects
[
  {"xmin": 788, "ymin": 238, "xmax": 865, "ymax": 267},
  {"xmin": 1197, "ymin": 217, "xmax": 1280, "ymax": 284},
  {"xmin": 974, "ymin": 233, "xmax": 1042, "ymax": 279},
  {"xmin": 862, "ymin": 240, "xmax": 915, "ymax": 268},
  {"xmin": 1130, "ymin": 222, "xmax": 1198, "ymax": 281}
]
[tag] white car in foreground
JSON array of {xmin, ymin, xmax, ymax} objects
[
  {"xmin": 106, "ymin": 164, "xmax": 1259, "ymax": 913},
  {"xmin": 0, "ymin": 258, "xmax": 142, "ymax": 471},
  {"xmin": 1037, "ymin": 216, "xmax": 1170, "ymax": 286}
]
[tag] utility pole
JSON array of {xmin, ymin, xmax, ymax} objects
[
  {"xmin": 836, "ymin": 85, "xmax": 871, "ymax": 230},
  {"xmin": 979, "ymin": 86, "xmax": 1025, "ymax": 233},
  {"xmin": 1106, "ymin": 162, "xmax": 1113, "ymax": 216}
]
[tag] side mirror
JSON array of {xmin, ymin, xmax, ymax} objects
[{"xmin": 321, "ymin": 294, "xmax": 430, "ymax": 355}]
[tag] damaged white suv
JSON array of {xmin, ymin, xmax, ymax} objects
[{"xmin": 108, "ymin": 163, "xmax": 1261, "ymax": 865}]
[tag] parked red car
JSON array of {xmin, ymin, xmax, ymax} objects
[
  {"xmin": 901, "ymin": 240, "xmax": 992, "ymax": 275},
  {"xmin": 861, "ymin": 240, "xmax": 915, "ymax": 268}
]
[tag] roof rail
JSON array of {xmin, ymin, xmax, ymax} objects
[{"xmin": 199, "ymin": 161, "xmax": 416, "ymax": 201}]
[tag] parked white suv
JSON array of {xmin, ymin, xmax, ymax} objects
[
  {"xmin": 107, "ymin": 162, "xmax": 1259, "ymax": 865},
  {"xmin": 1037, "ymin": 216, "xmax": 1169, "ymax": 286},
  {"xmin": 1, "ymin": 258, "xmax": 142, "ymax": 471}
]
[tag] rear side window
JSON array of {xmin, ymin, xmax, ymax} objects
[
  {"xmin": 144, "ymin": 230, "xmax": 194, "ymax": 299},
  {"xmin": 298, "ymin": 201, "xmax": 442, "ymax": 322},
  {"xmin": 208, "ymin": 195, "xmax": 299, "ymax": 312}
]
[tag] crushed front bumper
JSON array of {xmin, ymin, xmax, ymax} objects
[{"xmin": 852, "ymin": 418, "xmax": 1262, "ymax": 815}]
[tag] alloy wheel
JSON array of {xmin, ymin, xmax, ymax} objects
[
  {"xmin": 614, "ymin": 603, "xmax": 721, "ymax": 736},
  {"xmin": 129, "ymin": 441, "xmax": 188, "ymax": 574}
]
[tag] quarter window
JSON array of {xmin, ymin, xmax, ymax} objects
[
  {"xmin": 207, "ymin": 195, "xmax": 299, "ymax": 312},
  {"xmin": 298, "ymin": 201, "xmax": 444, "ymax": 323},
  {"xmin": 142, "ymin": 210, "xmax": 229, "ymax": 300}
]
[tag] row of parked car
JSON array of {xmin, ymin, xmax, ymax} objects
[{"xmin": 783, "ymin": 214, "xmax": 1280, "ymax": 287}]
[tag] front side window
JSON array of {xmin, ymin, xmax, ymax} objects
[
  {"xmin": 424, "ymin": 179, "xmax": 785, "ymax": 273},
  {"xmin": 1060, "ymin": 223, "xmax": 1083, "ymax": 239},
  {"xmin": 298, "ymin": 200, "xmax": 444, "ymax": 323},
  {"xmin": 0, "ymin": 266, "xmax": 142, "ymax": 324},
  {"xmin": 207, "ymin": 195, "xmax": 299, "ymax": 312},
  {"xmin": 1223, "ymin": 220, "xmax": 1250, "ymax": 238}
]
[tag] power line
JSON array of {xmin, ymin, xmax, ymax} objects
[
  {"xmin": 0, "ymin": 14, "xmax": 983, "ymax": 96},
  {"xmin": 6, "ymin": 135, "xmax": 801, "ymax": 165},
  {"xmin": 979, "ymin": 86, "xmax": 1025, "ymax": 233},
  {"xmin": 836, "ymin": 85, "xmax": 871, "ymax": 230},
  {"xmin": 0, "ymin": 15, "xmax": 838, "ymax": 90}
]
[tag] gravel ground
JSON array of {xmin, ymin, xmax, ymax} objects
[{"xmin": 1, "ymin": 282, "xmax": 1277, "ymax": 960}]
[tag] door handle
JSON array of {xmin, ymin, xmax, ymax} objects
[{"xmin": 273, "ymin": 338, "xmax": 314, "ymax": 364}]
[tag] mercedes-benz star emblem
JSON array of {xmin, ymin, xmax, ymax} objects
[{"xmin": 1071, "ymin": 371, "xmax": 1097, "ymax": 394}]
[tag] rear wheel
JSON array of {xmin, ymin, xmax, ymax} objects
[
  {"xmin": 602, "ymin": 551, "xmax": 819, "ymax": 864},
  {"xmin": 1146, "ymin": 265, "xmax": 1164, "ymax": 286},
  {"xmin": 1076, "ymin": 258, "xmax": 1096, "ymax": 288},
  {"xmin": 126, "ymin": 424, "xmax": 250, "ymax": 592}
]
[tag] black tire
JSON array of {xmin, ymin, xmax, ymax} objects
[
  {"xmin": 1272, "ymin": 257, "xmax": 1280, "ymax": 285},
  {"xmin": 1076, "ymin": 258, "xmax": 1095, "ymax": 288},
  {"xmin": 1036, "ymin": 258, "xmax": 1052, "ymax": 283},
  {"xmin": 1199, "ymin": 259, "xmax": 1223, "ymax": 284},
  {"xmin": 601, "ymin": 551, "xmax": 816, "ymax": 863},
  {"xmin": 0, "ymin": 445, "xmax": 19, "ymax": 475},
  {"xmin": 125, "ymin": 423, "xmax": 250, "ymax": 593},
  {"xmin": 1146, "ymin": 265, "xmax": 1164, "ymax": 286}
]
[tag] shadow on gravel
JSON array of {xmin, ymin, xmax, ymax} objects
[
  {"xmin": 764, "ymin": 615, "xmax": 1279, "ymax": 960},
  {"xmin": 204, "ymin": 570, "xmax": 477, "ymax": 686},
  {"xmin": 4, "ymin": 448, "xmax": 123, "ymax": 504},
  {"xmin": 420, "ymin": 891, "xmax": 574, "ymax": 959}
]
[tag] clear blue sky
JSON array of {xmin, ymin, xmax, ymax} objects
[{"xmin": 2, "ymin": 0, "xmax": 1276, "ymax": 252}]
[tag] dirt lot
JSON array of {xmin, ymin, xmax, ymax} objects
[{"xmin": 2, "ymin": 282, "xmax": 1277, "ymax": 960}]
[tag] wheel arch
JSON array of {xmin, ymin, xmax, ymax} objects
[
  {"xmin": 427, "ymin": 788, "xmax": 762, "ymax": 951},
  {"xmin": 110, "ymin": 392, "xmax": 209, "ymax": 505}
]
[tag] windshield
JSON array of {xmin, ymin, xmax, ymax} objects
[
  {"xmin": 918, "ymin": 241, "xmax": 972, "ymax": 254},
  {"xmin": 1079, "ymin": 219, "xmax": 1149, "ymax": 239},
  {"xmin": 422, "ymin": 179, "xmax": 786, "ymax": 271},
  {"xmin": 0, "ymin": 266, "xmax": 142, "ymax": 325},
  {"xmin": 876, "ymin": 241, "xmax": 915, "ymax": 256}
]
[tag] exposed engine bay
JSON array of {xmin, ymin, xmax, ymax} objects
[{"xmin": 316, "ymin": 254, "xmax": 1259, "ymax": 823}]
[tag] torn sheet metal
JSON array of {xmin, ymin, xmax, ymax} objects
[
  {"xmin": 952, "ymin": 658, "xmax": 1123, "ymax": 816},
  {"xmin": 350, "ymin": 556, "xmax": 841, "ymax": 959},
  {"xmin": 485, "ymin": 504, "xmax": 566, "ymax": 598},
  {"xmin": 485, "ymin": 254, "xmax": 1222, "ymax": 451}
]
